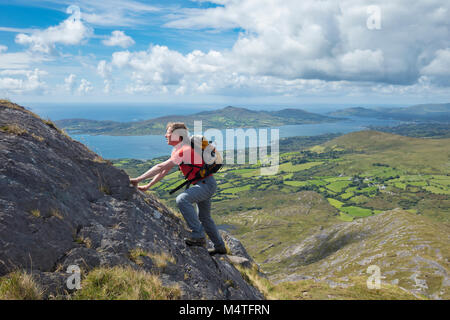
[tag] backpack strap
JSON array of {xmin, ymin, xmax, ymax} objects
[
  {"xmin": 169, "ymin": 179, "xmax": 191, "ymax": 194},
  {"xmin": 169, "ymin": 166, "xmax": 213, "ymax": 195}
]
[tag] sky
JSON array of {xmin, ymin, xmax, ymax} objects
[{"xmin": 0, "ymin": 0, "xmax": 449, "ymax": 106}]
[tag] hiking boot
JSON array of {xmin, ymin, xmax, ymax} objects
[
  {"xmin": 184, "ymin": 237, "xmax": 206, "ymax": 247},
  {"xmin": 208, "ymin": 246, "xmax": 227, "ymax": 255}
]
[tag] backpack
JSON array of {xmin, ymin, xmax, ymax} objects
[{"xmin": 169, "ymin": 135, "xmax": 223, "ymax": 194}]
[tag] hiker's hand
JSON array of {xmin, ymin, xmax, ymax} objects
[
  {"xmin": 138, "ymin": 184, "xmax": 150, "ymax": 192},
  {"xmin": 130, "ymin": 178, "xmax": 139, "ymax": 187}
]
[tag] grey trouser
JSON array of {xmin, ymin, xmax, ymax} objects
[{"xmin": 175, "ymin": 175, "xmax": 225, "ymax": 248}]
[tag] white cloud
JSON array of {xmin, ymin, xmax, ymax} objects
[
  {"xmin": 107, "ymin": 45, "xmax": 229, "ymax": 95},
  {"xmin": 97, "ymin": 60, "xmax": 113, "ymax": 93},
  {"xmin": 102, "ymin": 79, "xmax": 112, "ymax": 94},
  {"xmin": 7, "ymin": 0, "xmax": 447, "ymax": 99},
  {"xmin": 15, "ymin": 5, "xmax": 92, "ymax": 54},
  {"xmin": 102, "ymin": 30, "xmax": 135, "ymax": 48},
  {"xmin": 111, "ymin": 51, "xmax": 131, "ymax": 68},
  {"xmin": 162, "ymin": 0, "xmax": 450, "ymax": 88},
  {"xmin": 97, "ymin": 60, "xmax": 112, "ymax": 78},
  {"xmin": 77, "ymin": 78, "xmax": 93, "ymax": 94},
  {"xmin": 0, "ymin": 68, "xmax": 47, "ymax": 94},
  {"xmin": 338, "ymin": 49, "xmax": 385, "ymax": 80},
  {"xmin": 64, "ymin": 73, "xmax": 77, "ymax": 93},
  {"xmin": 421, "ymin": 48, "xmax": 450, "ymax": 85},
  {"xmin": 0, "ymin": 48, "xmax": 50, "ymax": 69}
]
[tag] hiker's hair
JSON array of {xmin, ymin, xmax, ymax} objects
[
  {"xmin": 166, "ymin": 122, "xmax": 188, "ymax": 133},
  {"xmin": 166, "ymin": 122, "xmax": 189, "ymax": 142}
]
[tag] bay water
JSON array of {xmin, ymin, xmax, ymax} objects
[{"xmin": 26, "ymin": 103, "xmax": 403, "ymax": 160}]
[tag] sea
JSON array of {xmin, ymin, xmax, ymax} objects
[{"xmin": 25, "ymin": 102, "xmax": 404, "ymax": 160}]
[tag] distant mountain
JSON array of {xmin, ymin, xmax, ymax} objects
[
  {"xmin": 270, "ymin": 108, "xmax": 334, "ymax": 121},
  {"xmin": 327, "ymin": 107, "xmax": 382, "ymax": 118},
  {"xmin": 54, "ymin": 105, "xmax": 340, "ymax": 136},
  {"xmin": 328, "ymin": 103, "xmax": 450, "ymax": 121},
  {"xmin": 367, "ymin": 122, "xmax": 450, "ymax": 139}
]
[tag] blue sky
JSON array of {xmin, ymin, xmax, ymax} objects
[{"xmin": 0, "ymin": 0, "xmax": 449, "ymax": 106}]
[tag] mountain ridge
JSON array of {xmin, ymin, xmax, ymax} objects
[
  {"xmin": 0, "ymin": 100, "xmax": 263, "ymax": 300},
  {"xmin": 328, "ymin": 103, "xmax": 450, "ymax": 121},
  {"xmin": 54, "ymin": 105, "xmax": 339, "ymax": 136}
]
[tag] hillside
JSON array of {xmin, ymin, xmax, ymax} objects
[
  {"xmin": 54, "ymin": 105, "xmax": 339, "ymax": 136},
  {"xmin": 267, "ymin": 209, "xmax": 449, "ymax": 299},
  {"xmin": 367, "ymin": 123, "xmax": 450, "ymax": 139},
  {"xmin": 328, "ymin": 103, "xmax": 450, "ymax": 121},
  {"xmin": 0, "ymin": 100, "xmax": 263, "ymax": 300},
  {"xmin": 211, "ymin": 131, "xmax": 449, "ymax": 299},
  {"xmin": 319, "ymin": 130, "xmax": 449, "ymax": 174},
  {"xmin": 115, "ymin": 129, "xmax": 449, "ymax": 299}
]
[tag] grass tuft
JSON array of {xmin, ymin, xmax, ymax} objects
[
  {"xmin": 72, "ymin": 266, "xmax": 181, "ymax": 300},
  {"xmin": 234, "ymin": 263, "xmax": 274, "ymax": 299},
  {"xmin": 31, "ymin": 133, "xmax": 44, "ymax": 142},
  {"xmin": 93, "ymin": 155, "xmax": 112, "ymax": 165},
  {"xmin": 99, "ymin": 184, "xmax": 111, "ymax": 195},
  {"xmin": 0, "ymin": 271, "xmax": 43, "ymax": 300},
  {"xmin": 74, "ymin": 236, "xmax": 92, "ymax": 248},
  {"xmin": 43, "ymin": 118, "xmax": 72, "ymax": 140},
  {"xmin": 50, "ymin": 208, "xmax": 63, "ymax": 220},
  {"xmin": 30, "ymin": 209, "xmax": 41, "ymax": 218},
  {"xmin": 0, "ymin": 123, "xmax": 27, "ymax": 135},
  {"xmin": 129, "ymin": 248, "xmax": 176, "ymax": 270},
  {"xmin": 43, "ymin": 119, "xmax": 58, "ymax": 131}
]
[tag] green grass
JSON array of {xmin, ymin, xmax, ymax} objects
[
  {"xmin": 221, "ymin": 185, "xmax": 253, "ymax": 194},
  {"xmin": 0, "ymin": 123, "xmax": 28, "ymax": 135},
  {"xmin": 423, "ymin": 186, "xmax": 450, "ymax": 195},
  {"xmin": 324, "ymin": 177, "xmax": 352, "ymax": 182},
  {"xmin": 308, "ymin": 179, "xmax": 328, "ymax": 187},
  {"xmin": 340, "ymin": 192, "xmax": 354, "ymax": 200},
  {"xmin": 349, "ymin": 195, "xmax": 370, "ymax": 204},
  {"xmin": 326, "ymin": 180, "xmax": 352, "ymax": 193},
  {"xmin": 0, "ymin": 271, "xmax": 43, "ymax": 300},
  {"xmin": 73, "ymin": 266, "xmax": 181, "ymax": 300},
  {"xmin": 231, "ymin": 168, "xmax": 260, "ymax": 178},
  {"xmin": 340, "ymin": 206, "xmax": 373, "ymax": 217},
  {"xmin": 338, "ymin": 212, "xmax": 354, "ymax": 222},
  {"xmin": 232, "ymin": 262, "xmax": 419, "ymax": 300},
  {"xmin": 129, "ymin": 248, "xmax": 176, "ymax": 270},
  {"xmin": 267, "ymin": 277, "xmax": 421, "ymax": 300},
  {"xmin": 278, "ymin": 161, "xmax": 323, "ymax": 172},
  {"xmin": 283, "ymin": 180, "xmax": 309, "ymax": 187},
  {"xmin": 29, "ymin": 209, "xmax": 41, "ymax": 218},
  {"xmin": 327, "ymin": 198, "xmax": 345, "ymax": 208}
]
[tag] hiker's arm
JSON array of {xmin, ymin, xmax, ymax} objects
[
  {"xmin": 130, "ymin": 159, "xmax": 176, "ymax": 185},
  {"xmin": 138, "ymin": 168, "xmax": 170, "ymax": 191}
]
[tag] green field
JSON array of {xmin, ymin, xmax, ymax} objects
[
  {"xmin": 114, "ymin": 131, "xmax": 450, "ymax": 226},
  {"xmin": 340, "ymin": 206, "xmax": 373, "ymax": 217}
]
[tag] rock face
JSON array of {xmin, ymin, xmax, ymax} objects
[{"xmin": 0, "ymin": 101, "xmax": 263, "ymax": 299}]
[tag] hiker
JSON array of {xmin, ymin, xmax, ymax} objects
[{"xmin": 129, "ymin": 122, "xmax": 227, "ymax": 255}]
